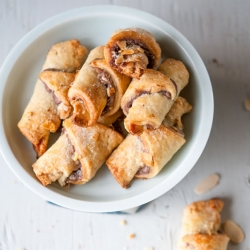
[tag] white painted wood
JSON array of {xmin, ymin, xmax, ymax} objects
[{"xmin": 1, "ymin": 0, "xmax": 250, "ymax": 249}]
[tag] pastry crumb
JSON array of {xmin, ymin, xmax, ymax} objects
[
  {"xmin": 244, "ymin": 99, "xmax": 250, "ymax": 111},
  {"xmin": 36, "ymin": 229, "xmax": 40, "ymax": 233},
  {"xmin": 128, "ymin": 233, "xmax": 135, "ymax": 239},
  {"xmin": 120, "ymin": 219, "xmax": 127, "ymax": 225}
]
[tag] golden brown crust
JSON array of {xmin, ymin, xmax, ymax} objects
[
  {"xmin": 158, "ymin": 58, "xmax": 189, "ymax": 95},
  {"xmin": 18, "ymin": 80, "xmax": 61, "ymax": 157},
  {"xmin": 182, "ymin": 234, "xmax": 229, "ymax": 250},
  {"xmin": 182, "ymin": 199, "xmax": 224, "ymax": 235},
  {"xmin": 107, "ymin": 124, "xmax": 185, "ymax": 187},
  {"xmin": 32, "ymin": 133, "xmax": 80, "ymax": 186},
  {"xmin": 135, "ymin": 125, "xmax": 186, "ymax": 179},
  {"xmin": 44, "ymin": 39, "xmax": 88, "ymax": 72},
  {"xmin": 121, "ymin": 69, "xmax": 176, "ymax": 135},
  {"xmin": 106, "ymin": 134, "xmax": 141, "ymax": 188},
  {"xmin": 18, "ymin": 40, "xmax": 87, "ymax": 156},
  {"xmin": 164, "ymin": 96, "xmax": 192, "ymax": 132},
  {"xmin": 68, "ymin": 46, "xmax": 108, "ymax": 126},
  {"xmin": 64, "ymin": 119, "xmax": 124, "ymax": 184},
  {"xmin": 178, "ymin": 199, "xmax": 229, "ymax": 250},
  {"xmin": 104, "ymin": 28, "xmax": 161, "ymax": 78},
  {"xmin": 91, "ymin": 58, "xmax": 131, "ymax": 117},
  {"xmin": 121, "ymin": 58, "xmax": 189, "ymax": 135},
  {"xmin": 107, "ymin": 97, "xmax": 191, "ymax": 187},
  {"xmin": 39, "ymin": 70, "xmax": 75, "ymax": 119}
]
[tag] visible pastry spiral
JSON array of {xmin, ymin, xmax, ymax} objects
[
  {"xmin": 121, "ymin": 58, "xmax": 189, "ymax": 135},
  {"xmin": 104, "ymin": 28, "xmax": 161, "ymax": 78}
]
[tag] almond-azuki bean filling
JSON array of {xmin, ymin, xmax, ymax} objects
[
  {"xmin": 94, "ymin": 67, "xmax": 116, "ymax": 115},
  {"xmin": 124, "ymin": 90, "xmax": 172, "ymax": 114},
  {"xmin": 64, "ymin": 131, "xmax": 83, "ymax": 183},
  {"xmin": 111, "ymin": 39, "xmax": 155, "ymax": 68},
  {"xmin": 66, "ymin": 167, "xmax": 82, "ymax": 183},
  {"xmin": 42, "ymin": 81, "xmax": 61, "ymax": 105},
  {"xmin": 110, "ymin": 39, "xmax": 155, "ymax": 69},
  {"xmin": 136, "ymin": 165, "xmax": 150, "ymax": 175}
]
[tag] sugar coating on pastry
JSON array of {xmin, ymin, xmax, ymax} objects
[{"xmin": 18, "ymin": 39, "xmax": 87, "ymax": 157}]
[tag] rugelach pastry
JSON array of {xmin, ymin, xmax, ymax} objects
[
  {"xmin": 33, "ymin": 118, "xmax": 124, "ymax": 186},
  {"xmin": 39, "ymin": 70, "xmax": 75, "ymax": 120},
  {"xmin": 68, "ymin": 46, "xmax": 131, "ymax": 126},
  {"xmin": 18, "ymin": 40, "xmax": 87, "ymax": 156},
  {"xmin": 121, "ymin": 58, "xmax": 189, "ymax": 135},
  {"xmin": 178, "ymin": 199, "xmax": 229, "ymax": 250},
  {"xmin": 106, "ymin": 97, "xmax": 191, "ymax": 188},
  {"xmin": 104, "ymin": 28, "xmax": 161, "ymax": 78}
]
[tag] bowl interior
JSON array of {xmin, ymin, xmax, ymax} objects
[{"xmin": 0, "ymin": 6, "xmax": 212, "ymax": 211}]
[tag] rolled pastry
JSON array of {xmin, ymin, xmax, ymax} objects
[
  {"xmin": 182, "ymin": 234, "xmax": 229, "ymax": 250},
  {"xmin": 68, "ymin": 46, "xmax": 106, "ymax": 126},
  {"xmin": 68, "ymin": 46, "xmax": 131, "ymax": 126},
  {"xmin": 63, "ymin": 119, "xmax": 123, "ymax": 185},
  {"xmin": 90, "ymin": 58, "xmax": 131, "ymax": 117},
  {"xmin": 181, "ymin": 199, "xmax": 224, "ymax": 235},
  {"xmin": 121, "ymin": 59, "xmax": 189, "ymax": 135},
  {"xmin": 18, "ymin": 40, "xmax": 87, "ymax": 156},
  {"xmin": 107, "ymin": 97, "xmax": 191, "ymax": 188},
  {"xmin": 33, "ymin": 119, "xmax": 123, "ymax": 186},
  {"xmin": 104, "ymin": 28, "xmax": 161, "ymax": 78},
  {"xmin": 163, "ymin": 96, "xmax": 192, "ymax": 134},
  {"xmin": 179, "ymin": 199, "xmax": 229, "ymax": 250},
  {"xmin": 39, "ymin": 70, "xmax": 75, "ymax": 119},
  {"xmin": 32, "ymin": 132, "xmax": 80, "ymax": 186}
]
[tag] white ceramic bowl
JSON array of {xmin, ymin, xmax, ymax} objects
[{"xmin": 0, "ymin": 5, "xmax": 213, "ymax": 212}]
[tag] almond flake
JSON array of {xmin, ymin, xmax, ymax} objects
[
  {"xmin": 194, "ymin": 174, "xmax": 220, "ymax": 194},
  {"xmin": 223, "ymin": 220, "xmax": 244, "ymax": 243},
  {"xmin": 245, "ymin": 99, "xmax": 250, "ymax": 111}
]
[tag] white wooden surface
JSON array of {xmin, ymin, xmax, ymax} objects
[{"xmin": 1, "ymin": 0, "xmax": 250, "ymax": 249}]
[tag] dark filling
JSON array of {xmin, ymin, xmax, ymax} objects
[
  {"xmin": 64, "ymin": 132, "xmax": 83, "ymax": 183},
  {"xmin": 42, "ymin": 81, "xmax": 61, "ymax": 105},
  {"xmin": 125, "ymin": 91, "xmax": 150, "ymax": 114},
  {"xmin": 43, "ymin": 68, "xmax": 66, "ymax": 72},
  {"xmin": 110, "ymin": 39, "xmax": 155, "ymax": 68},
  {"xmin": 94, "ymin": 68, "xmax": 116, "ymax": 115},
  {"xmin": 170, "ymin": 79, "xmax": 178, "ymax": 93},
  {"xmin": 125, "ymin": 90, "xmax": 172, "ymax": 114},
  {"xmin": 61, "ymin": 127, "xmax": 66, "ymax": 135},
  {"xmin": 136, "ymin": 165, "xmax": 150, "ymax": 175},
  {"xmin": 158, "ymin": 90, "xmax": 171, "ymax": 99},
  {"xmin": 66, "ymin": 167, "xmax": 82, "ymax": 183}
]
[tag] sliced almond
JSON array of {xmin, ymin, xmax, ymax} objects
[
  {"xmin": 194, "ymin": 174, "xmax": 220, "ymax": 194},
  {"xmin": 244, "ymin": 99, "xmax": 250, "ymax": 111},
  {"xmin": 223, "ymin": 220, "xmax": 244, "ymax": 243}
]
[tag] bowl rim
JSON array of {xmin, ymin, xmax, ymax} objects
[{"xmin": 0, "ymin": 5, "xmax": 213, "ymax": 212}]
